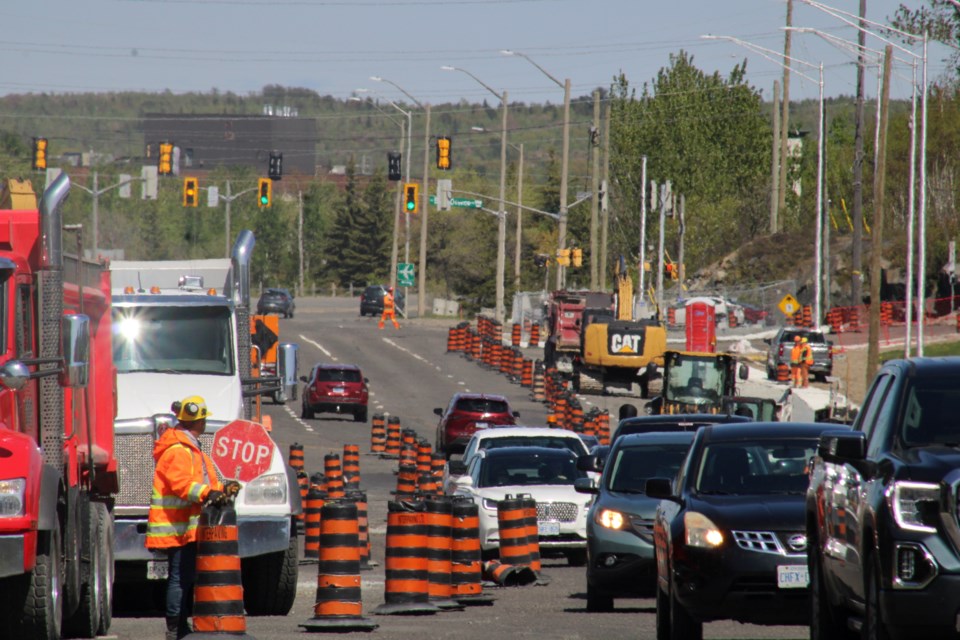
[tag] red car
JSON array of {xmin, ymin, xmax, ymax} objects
[
  {"xmin": 434, "ymin": 393, "xmax": 519, "ymax": 458},
  {"xmin": 300, "ymin": 364, "xmax": 369, "ymax": 422}
]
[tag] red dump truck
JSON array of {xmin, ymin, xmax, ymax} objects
[
  {"xmin": 543, "ymin": 290, "xmax": 614, "ymax": 375},
  {"xmin": 0, "ymin": 174, "xmax": 118, "ymax": 639}
]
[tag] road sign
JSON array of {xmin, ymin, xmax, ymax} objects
[
  {"xmin": 211, "ymin": 419, "xmax": 276, "ymax": 482},
  {"xmin": 778, "ymin": 294, "xmax": 800, "ymax": 317},
  {"xmin": 398, "ymin": 262, "xmax": 415, "ymax": 287},
  {"xmin": 428, "ymin": 195, "xmax": 482, "ymax": 209}
]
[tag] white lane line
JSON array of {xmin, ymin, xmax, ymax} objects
[
  {"xmin": 380, "ymin": 337, "xmax": 430, "ymax": 364},
  {"xmin": 298, "ymin": 334, "xmax": 337, "ymax": 361},
  {"xmin": 285, "ymin": 404, "xmax": 313, "ymax": 432}
]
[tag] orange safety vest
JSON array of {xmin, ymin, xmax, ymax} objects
[
  {"xmin": 802, "ymin": 343, "xmax": 814, "ymax": 365},
  {"xmin": 790, "ymin": 344, "xmax": 804, "ymax": 366},
  {"xmin": 383, "ymin": 293, "xmax": 395, "ymax": 314},
  {"xmin": 146, "ymin": 427, "xmax": 223, "ymax": 549}
]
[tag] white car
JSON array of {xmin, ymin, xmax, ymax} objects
[
  {"xmin": 445, "ymin": 425, "xmax": 591, "ymax": 493},
  {"xmin": 450, "ymin": 446, "xmax": 592, "ymax": 565}
]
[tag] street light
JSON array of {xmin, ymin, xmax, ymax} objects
[
  {"xmin": 370, "ymin": 76, "xmax": 431, "ymax": 318},
  {"xmin": 502, "ymin": 50, "xmax": 571, "ymax": 289},
  {"xmin": 702, "ymin": 34, "xmax": 825, "ymax": 328},
  {"xmin": 443, "ymin": 65, "xmax": 509, "ymax": 323}
]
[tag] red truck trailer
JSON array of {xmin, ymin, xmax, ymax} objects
[{"xmin": 0, "ymin": 174, "xmax": 118, "ymax": 639}]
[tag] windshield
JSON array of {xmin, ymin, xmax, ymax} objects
[
  {"xmin": 480, "ymin": 436, "xmax": 585, "ymax": 457},
  {"xmin": 478, "ymin": 452, "xmax": 584, "ymax": 488},
  {"xmin": 666, "ymin": 355, "xmax": 725, "ymax": 404},
  {"xmin": 317, "ymin": 368, "xmax": 362, "ymax": 383},
  {"xmin": 695, "ymin": 439, "xmax": 817, "ymax": 495},
  {"xmin": 901, "ymin": 378, "xmax": 960, "ymax": 446},
  {"xmin": 456, "ymin": 398, "xmax": 509, "ymax": 414},
  {"xmin": 607, "ymin": 444, "xmax": 690, "ymax": 493},
  {"xmin": 112, "ymin": 305, "xmax": 234, "ymax": 375}
]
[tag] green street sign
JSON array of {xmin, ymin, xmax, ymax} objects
[
  {"xmin": 397, "ymin": 262, "xmax": 415, "ymax": 287},
  {"xmin": 429, "ymin": 195, "xmax": 483, "ymax": 209}
]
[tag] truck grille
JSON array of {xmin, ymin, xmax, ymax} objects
[
  {"xmin": 537, "ymin": 502, "xmax": 578, "ymax": 523},
  {"xmin": 116, "ymin": 432, "xmax": 219, "ymax": 508}
]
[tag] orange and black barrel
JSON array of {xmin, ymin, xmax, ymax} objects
[
  {"xmin": 300, "ymin": 499, "xmax": 378, "ymax": 631},
  {"xmin": 520, "ymin": 494, "xmax": 547, "ymax": 585},
  {"xmin": 416, "ymin": 440, "xmax": 433, "ymax": 476},
  {"xmin": 324, "ymin": 453, "xmax": 346, "ymax": 500},
  {"xmin": 450, "ymin": 497, "xmax": 495, "ymax": 605},
  {"xmin": 289, "ymin": 442, "xmax": 305, "ymax": 475},
  {"xmin": 399, "ymin": 443, "xmax": 417, "ymax": 472},
  {"xmin": 570, "ymin": 398, "xmax": 585, "ymax": 433},
  {"xmin": 430, "ymin": 452, "xmax": 446, "ymax": 494},
  {"xmin": 496, "ymin": 495, "xmax": 531, "ymax": 569},
  {"xmin": 529, "ymin": 323, "xmax": 540, "ymax": 347},
  {"xmin": 481, "ymin": 559, "xmax": 536, "ymax": 587},
  {"xmin": 309, "ymin": 471, "xmax": 326, "ymax": 492},
  {"xmin": 401, "ymin": 428, "xmax": 417, "ymax": 451},
  {"xmin": 598, "ymin": 410, "xmax": 611, "ymax": 445},
  {"xmin": 511, "ymin": 323, "xmax": 522, "ymax": 347},
  {"xmin": 384, "ymin": 416, "xmax": 402, "ymax": 458},
  {"xmin": 512, "ymin": 349, "xmax": 524, "ymax": 382},
  {"xmin": 446, "ymin": 326, "xmax": 458, "ymax": 352},
  {"xmin": 348, "ymin": 490, "xmax": 374, "ymax": 570},
  {"xmin": 531, "ymin": 361, "xmax": 546, "ymax": 402},
  {"xmin": 424, "ymin": 497, "xmax": 463, "ymax": 610},
  {"xmin": 343, "ymin": 444, "xmax": 361, "ymax": 490},
  {"xmin": 394, "ymin": 463, "xmax": 418, "ymax": 501},
  {"xmin": 370, "ymin": 414, "xmax": 387, "ymax": 454},
  {"xmin": 374, "ymin": 500, "xmax": 440, "ymax": 615},
  {"xmin": 303, "ymin": 485, "xmax": 325, "ymax": 560},
  {"xmin": 521, "ymin": 359, "xmax": 534, "ymax": 388},
  {"xmin": 185, "ymin": 505, "xmax": 256, "ymax": 639},
  {"xmin": 417, "ymin": 467, "xmax": 439, "ymax": 498},
  {"xmin": 296, "ymin": 470, "xmax": 309, "ymax": 534}
]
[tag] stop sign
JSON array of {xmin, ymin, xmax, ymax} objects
[{"xmin": 211, "ymin": 419, "xmax": 276, "ymax": 483}]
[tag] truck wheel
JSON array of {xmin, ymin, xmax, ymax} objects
[
  {"xmin": 95, "ymin": 503, "xmax": 114, "ymax": 636},
  {"xmin": 669, "ymin": 579, "xmax": 701, "ymax": 640},
  {"xmin": 64, "ymin": 499, "xmax": 103, "ymax": 638},
  {"xmin": 242, "ymin": 530, "xmax": 299, "ymax": 616},
  {"xmin": 864, "ymin": 554, "xmax": 891, "ymax": 640},
  {"xmin": 20, "ymin": 521, "xmax": 63, "ymax": 640},
  {"xmin": 810, "ymin": 544, "xmax": 849, "ymax": 640}
]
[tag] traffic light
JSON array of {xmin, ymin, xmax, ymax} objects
[
  {"xmin": 436, "ymin": 136, "xmax": 451, "ymax": 171},
  {"xmin": 32, "ymin": 137, "xmax": 48, "ymax": 170},
  {"xmin": 533, "ymin": 254, "xmax": 549, "ymax": 268},
  {"xmin": 268, "ymin": 152, "xmax": 283, "ymax": 181},
  {"xmin": 556, "ymin": 248, "xmax": 571, "ymax": 267},
  {"xmin": 388, "ymin": 152, "xmax": 402, "ymax": 181},
  {"xmin": 404, "ymin": 183, "xmax": 419, "ymax": 214},
  {"xmin": 158, "ymin": 142, "xmax": 174, "ymax": 176},
  {"xmin": 182, "ymin": 177, "xmax": 199, "ymax": 207},
  {"xmin": 572, "ymin": 248, "xmax": 583, "ymax": 267},
  {"xmin": 257, "ymin": 178, "xmax": 272, "ymax": 208}
]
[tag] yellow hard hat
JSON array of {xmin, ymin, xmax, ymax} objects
[
  {"xmin": 801, "ymin": 337, "xmax": 809, "ymax": 343},
  {"xmin": 172, "ymin": 395, "xmax": 212, "ymax": 422}
]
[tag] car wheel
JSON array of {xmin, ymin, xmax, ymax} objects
[
  {"xmin": 655, "ymin": 584, "xmax": 670, "ymax": 640},
  {"xmin": 810, "ymin": 542, "xmax": 849, "ymax": 640},
  {"xmin": 354, "ymin": 409, "xmax": 368, "ymax": 423},
  {"xmin": 669, "ymin": 579, "xmax": 701, "ymax": 640},
  {"xmin": 301, "ymin": 404, "xmax": 314, "ymax": 420},
  {"xmin": 864, "ymin": 553, "xmax": 891, "ymax": 640},
  {"xmin": 566, "ymin": 549, "xmax": 587, "ymax": 567},
  {"xmin": 585, "ymin": 582, "xmax": 613, "ymax": 613}
]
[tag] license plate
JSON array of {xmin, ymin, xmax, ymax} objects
[
  {"xmin": 777, "ymin": 564, "xmax": 809, "ymax": 589},
  {"xmin": 147, "ymin": 559, "xmax": 168, "ymax": 580},
  {"xmin": 332, "ymin": 386, "xmax": 345, "ymax": 394},
  {"xmin": 538, "ymin": 521, "xmax": 561, "ymax": 536}
]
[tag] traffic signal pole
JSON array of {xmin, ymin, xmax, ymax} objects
[
  {"xmin": 418, "ymin": 103, "xmax": 431, "ymax": 318},
  {"xmin": 72, "ymin": 170, "xmax": 144, "ymax": 259}
]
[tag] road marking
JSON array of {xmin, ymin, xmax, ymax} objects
[
  {"xmin": 381, "ymin": 337, "xmax": 429, "ymax": 364},
  {"xmin": 298, "ymin": 334, "xmax": 337, "ymax": 361},
  {"xmin": 285, "ymin": 405, "xmax": 314, "ymax": 432}
]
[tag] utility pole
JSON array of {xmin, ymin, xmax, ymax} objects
[
  {"xmin": 298, "ymin": 190, "xmax": 304, "ymax": 296},
  {"xmin": 589, "ymin": 89, "xmax": 601, "ymax": 290},
  {"xmin": 852, "ymin": 0, "xmax": 867, "ymax": 307},
  {"xmin": 779, "ymin": 0, "xmax": 793, "ymax": 215},
  {"xmin": 600, "ymin": 100, "xmax": 611, "ymax": 291},
  {"xmin": 656, "ymin": 181, "xmax": 669, "ymax": 319},
  {"xmin": 770, "ymin": 80, "xmax": 781, "ymax": 233},
  {"xmin": 678, "ymin": 194, "xmax": 686, "ymax": 283},
  {"xmin": 867, "ymin": 45, "xmax": 893, "ymax": 383},
  {"xmin": 557, "ymin": 78, "xmax": 571, "ymax": 289},
  {"xmin": 418, "ymin": 103, "xmax": 431, "ymax": 318},
  {"xmin": 513, "ymin": 143, "xmax": 524, "ymax": 292}
]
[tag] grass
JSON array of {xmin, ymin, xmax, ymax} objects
[{"xmin": 879, "ymin": 339, "xmax": 960, "ymax": 363}]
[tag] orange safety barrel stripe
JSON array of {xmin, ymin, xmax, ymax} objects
[
  {"xmin": 318, "ymin": 574, "xmax": 361, "ymax": 588},
  {"xmin": 194, "ymin": 584, "xmax": 244, "ymax": 602},
  {"xmin": 193, "ymin": 616, "xmax": 247, "ymax": 632},
  {"xmin": 314, "ymin": 601, "xmax": 362, "ymax": 616},
  {"xmin": 195, "ymin": 555, "xmax": 241, "ymax": 572}
]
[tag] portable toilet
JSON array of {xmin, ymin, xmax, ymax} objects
[{"xmin": 685, "ymin": 299, "xmax": 716, "ymax": 353}]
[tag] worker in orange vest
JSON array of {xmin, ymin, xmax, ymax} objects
[
  {"xmin": 789, "ymin": 335, "xmax": 804, "ymax": 388},
  {"xmin": 146, "ymin": 396, "xmax": 241, "ymax": 640},
  {"xmin": 379, "ymin": 286, "xmax": 400, "ymax": 330},
  {"xmin": 800, "ymin": 336, "xmax": 814, "ymax": 388}
]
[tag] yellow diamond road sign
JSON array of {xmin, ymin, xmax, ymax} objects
[{"xmin": 778, "ymin": 294, "xmax": 800, "ymax": 317}]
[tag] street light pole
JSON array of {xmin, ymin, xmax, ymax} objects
[{"xmin": 513, "ymin": 143, "xmax": 524, "ymax": 292}]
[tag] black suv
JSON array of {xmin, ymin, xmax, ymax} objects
[
  {"xmin": 359, "ymin": 285, "xmax": 404, "ymax": 317},
  {"xmin": 256, "ymin": 287, "xmax": 295, "ymax": 318}
]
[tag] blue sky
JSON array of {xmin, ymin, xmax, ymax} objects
[{"xmin": 0, "ymin": 0, "xmax": 946, "ymax": 104}]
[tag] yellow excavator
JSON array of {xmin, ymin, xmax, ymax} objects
[{"xmin": 573, "ymin": 256, "xmax": 667, "ymax": 397}]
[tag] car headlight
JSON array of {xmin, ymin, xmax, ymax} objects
[
  {"xmin": 242, "ymin": 473, "xmax": 288, "ymax": 505},
  {"xmin": 890, "ymin": 481, "xmax": 939, "ymax": 533},
  {"xmin": 481, "ymin": 498, "xmax": 499, "ymax": 511},
  {"xmin": 596, "ymin": 508, "xmax": 626, "ymax": 530},
  {"xmin": 684, "ymin": 511, "xmax": 723, "ymax": 548},
  {"xmin": 0, "ymin": 478, "xmax": 26, "ymax": 517}
]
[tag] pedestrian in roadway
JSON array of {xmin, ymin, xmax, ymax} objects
[
  {"xmin": 790, "ymin": 335, "xmax": 804, "ymax": 388},
  {"xmin": 800, "ymin": 336, "xmax": 814, "ymax": 388},
  {"xmin": 379, "ymin": 286, "xmax": 400, "ymax": 330},
  {"xmin": 146, "ymin": 395, "xmax": 241, "ymax": 640}
]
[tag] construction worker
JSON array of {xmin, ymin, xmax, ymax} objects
[
  {"xmin": 146, "ymin": 396, "xmax": 241, "ymax": 640},
  {"xmin": 801, "ymin": 336, "xmax": 814, "ymax": 388},
  {"xmin": 378, "ymin": 286, "xmax": 400, "ymax": 330},
  {"xmin": 790, "ymin": 335, "xmax": 804, "ymax": 388}
]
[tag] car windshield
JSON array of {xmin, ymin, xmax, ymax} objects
[
  {"xmin": 900, "ymin": 378, "xmax": 960, "ymax": 447},
  {"xmin": 694, "ymin": 439, "xmax": 817, "ymax": 495},
  {"xmin": 478, "ymin": 453, "xmax": 583, "ymax": 488},
  {"xmin": 607, "ymin": 444, "xmax": 690, "ymax": 493},
  {"xmin": 456, "ymin": 399, "xmax": 509, "ymax": 414},
  {"xmin": 480, "ymin": 436, "xmax": 585, "ymax": 456},
  {"xmin": 665, "ymin": 355, "xmax": 726, "ymax": 403},
  {"xmin": 317, "ymin": 368, "xmax": 362, "ymax": 383}
]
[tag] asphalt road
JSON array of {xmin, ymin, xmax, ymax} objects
[{"xmin": 108, "ymin": 296, "xmax": 808, "ymax": 640}]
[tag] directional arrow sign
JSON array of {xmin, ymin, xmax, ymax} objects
[{"xmin": 397, "ymin": 262, "xmax": 415, "ymax": 287}]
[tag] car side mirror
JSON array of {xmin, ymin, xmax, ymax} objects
[
  {"xmin": 513, "ymin": 411, "xmax": 520, "ymax": 418},
  {"xmin": 577, "ymin": 454, "xmax": 601, "ymax": 473},
  {"xmin": 434, "ymin": 407, "xmax": 443, "ymax": 416},
  {"xmin": 574, "ymin": 477, "xmax": 598, "ymax": 495},
  {"xmin": 818, "ymin": 431, "xmax": 866, "ymax": 464},
  {"xmin": 364, "ymin": 377, "xmax": 370, "ymax": 383},
  {"xmin": 447, "ymin": 460, "xmax": 467, "ymax": 475},
  {"xmin": 299, "ymin": 375, "xmax": 309, "ymax": 383},
  {"xmin": 645, "ymin": 477, "xmax": 680, "ymax": 502}
]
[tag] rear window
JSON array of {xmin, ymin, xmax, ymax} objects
[
  {"xmin": 456, "ymin": 399, "xmax": 509, "ymax": 414},
  {"xmin": 317, "ymin": 368, "xmax": 362, "ymax": 383},
  {"xmin": 783, "ymin": 331, "xmax": 826, "ymax": 344},
  {"xmin": 481, "ymin": 436, "xmax": 585, "ymax": 456}
]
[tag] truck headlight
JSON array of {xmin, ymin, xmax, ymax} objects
[
  {"xmin": 243, "ymin": 473, "xmax": 287, "ymax": 505},
  {"xmin": 0, "ymin": 478, "xmax": 26, "ymax": 516},
  {"xmin": 890, "ymin": 481, "xmax": 939, "ymax": 533},
  {"xmin": 684, "ymin": 511, "xmax": 724, "ymax": 548}
]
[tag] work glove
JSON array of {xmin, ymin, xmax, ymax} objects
[
  {"xmin": 223, "ymin": 481, "xmax": 242, "ymax": 498},
  {"xmin": 204, "ymin": 490, "xmax": 229, "ymax": 507}
]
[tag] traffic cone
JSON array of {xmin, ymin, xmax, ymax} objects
[
  {"xmin": 424, "ymin": 497, "xmax": 463, "ymax": 610},
  {"xmin": 450, "ymin": 497, "xmax": 495, "ymax": 605},
  {"xmin": 374, "ymin": 500, "xmax": 440, "ymax": 615}
]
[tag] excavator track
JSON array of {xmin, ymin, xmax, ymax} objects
[{"xmin": 575, "ymin": 370, "xmax": 605, "ymax": 395}]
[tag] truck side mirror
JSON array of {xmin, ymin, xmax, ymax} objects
[
  {"xmin": 61, "ymin": 314, "xmax": 90, "ymax": 389},
  {"xmin": 0, "ymin": 361, "xmax": 30, "ymax": 391}
]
